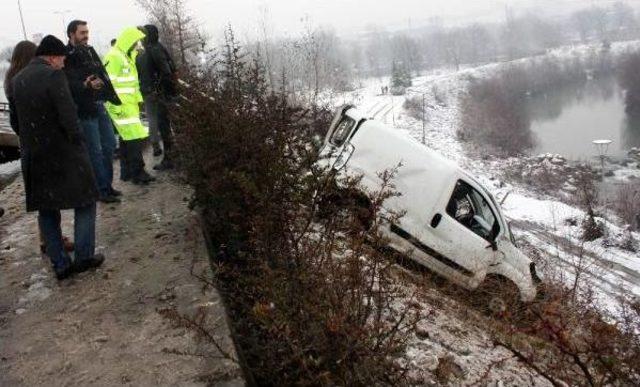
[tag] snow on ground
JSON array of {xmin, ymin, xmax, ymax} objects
[
  {"xmin": 332, "ymin": 41, "xmax": 640, "ymax": 317},
  {"xmin": 0, "ymin": 160, "xmax": 19, "ymax": 178}
]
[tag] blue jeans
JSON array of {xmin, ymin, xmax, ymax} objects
[
  {"xmin": 38, "ymin": 203, "xmax": 97, "ymax": 270},
  {"xmin": 80, "ymin": 104, "xmax": 117, "ymax": 197}
]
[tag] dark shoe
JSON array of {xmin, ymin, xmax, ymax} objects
[
  {"xmin": 74, "ymin": 253, "xmax": 105, "ymax": 273},
  {"xmin": 120, "ymin": 174, "xmax": 130, "ymax": 182},
  {"xmin": 110, "ymin": 188, "xmax": 123, "ymax": 197},
  {"xmin": 131, "ymin": 177, "xmax": 150, "ymax": 185},
  {"xmin": 153, "ymin": 159, "xmax": 174, "ymax": 171},
  {"xmin": 99, "ymin": 194, "xmax": 121, "ymax": 204},
  {"xmin": 55, "ymin": 263, "xmax": 75, "ymax": 280}
]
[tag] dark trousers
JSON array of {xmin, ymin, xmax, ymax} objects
[
  {"xmin": 79, "ymin": 104, "xmax": 116, "ymax": 197},
  {"xmin": 119, "ymin": 138, "xmax": 146, "ymax": 180},
  {"xmin": 145, "ymin": 94, "xmax": 173, "ymax": 157},
  {"xmin": 38, "ymin": 203, "xmax": 97, "ymax": 270}
]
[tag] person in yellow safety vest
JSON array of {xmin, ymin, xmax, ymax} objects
[{"xmin": 104, "ymin": 26, "xmax": 155, "ymax": 185}]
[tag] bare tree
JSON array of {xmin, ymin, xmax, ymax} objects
[
  {"xmin": 256, "ymin": 4, "xmax": 276, "ymax": 89},
  {"xmin": 136, "ymin": 0, "xmax": 205, "ymax": 67},
  {"xmin": 0, "ymin": 46, "xmax": 13, "ymax": 63}
]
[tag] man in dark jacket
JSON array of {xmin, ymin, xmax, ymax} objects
[
  {"xmin": 65, "ymin": 20, "xmax": 122, "ymax": 203},
  {"xmin": 136, "ymin": 24, "xmax": 177, "ymax": 170},
  {"xmin": 12, "ymin": 35, "xmax": 104, "ymax": 280}
]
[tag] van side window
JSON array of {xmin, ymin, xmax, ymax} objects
[
  {"xmin": 446, "ymin": 180, "xmax": 499, "ymax": 241},
  {"xmin": 330, "ymin": 117, "xmax": 356, "ymax": 146}
]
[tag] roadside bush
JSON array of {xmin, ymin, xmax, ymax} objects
[
  {"xmin": 172, "ymin": 31, "xmax": 420, "ymax": 385},
  {"xmin": 493, "ymin": 284, "xmax": 640, "ymax": 387},
  {"xmin": 571, "ymin": 169, "xmax": 606, "ymax": 242},
  {"xmin": 403, "ymin": 95, "xmax": 426, "ymax": 121},
  {"xmin": 613, "ymin": 181, "xmax": 640, "ymax": 230}
]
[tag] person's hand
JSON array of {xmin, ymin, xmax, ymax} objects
[{"xmin": 84, "ymin": 75, "xmax": 104, "ymax": 90}]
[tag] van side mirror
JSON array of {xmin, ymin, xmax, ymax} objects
[
  {"xmin": 486, "ymin": 240, "xmax": 498, "ymax": 251},
  {"xmin": 486, "ymin": 222, "xmax": 500, "ymax": 251}
]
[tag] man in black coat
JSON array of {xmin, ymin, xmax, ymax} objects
[
  {"xmin": 136, "ymin": 24, "xmax": 177, "ymax": 170},
  {"xmin": 65, "ymin": 20, "xmax": 122, "ymax": 203},
  {"xmin": 12, "ymin": 35, "xmax": 104, "ymax": 280}
]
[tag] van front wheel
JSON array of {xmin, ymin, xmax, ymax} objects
[{"xmin": 475, "ymin": 275, "xmax": 522, "ymax": 318}]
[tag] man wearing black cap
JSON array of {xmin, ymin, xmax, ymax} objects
[
  {"xmin": 65, "ymin": 20, "xmax": 123, "ymax": 204},
  {"xmin": 12, "ymin": 35, "xmax": 104, "ymax": 280}
]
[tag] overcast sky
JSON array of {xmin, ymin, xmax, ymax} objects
[{"xmin": 0, "ymin": 0, "xmax": 631, "ymax": 51}]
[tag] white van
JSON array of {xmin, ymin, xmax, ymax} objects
[{"xmin": 319, "ymin": 105, "xmax": 542, "ymax": 304}]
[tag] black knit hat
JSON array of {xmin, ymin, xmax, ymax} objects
[{"xmin": 35, "ymin": 35, "xmax": 67, "ymax": 56}]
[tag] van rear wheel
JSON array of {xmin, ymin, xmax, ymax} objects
[{"xmin": 317, "ymin": 188, "xmax": 373, "ymax": 231}]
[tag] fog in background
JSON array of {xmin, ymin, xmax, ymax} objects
[
  {"xmin": 3, "ymin": 0, "xmax": 640, "ymax": 101},
  {"xmin": 1, "ymin": 0, "xmax": 637, "ymax": 51}
]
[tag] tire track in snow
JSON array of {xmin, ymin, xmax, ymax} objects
[{"xmin": 512, "ymin": 219, "xmax": 640, "ymax": 300}]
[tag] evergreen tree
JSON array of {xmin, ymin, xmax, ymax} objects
[{"xmin": 391, "ymin": 61, "xmax": 412, "ymax": 88}]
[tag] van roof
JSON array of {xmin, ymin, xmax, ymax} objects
[
  {"xmin": 345, "ymin": 108, "xmax": 463, "ymax": 179},
  {"xmin": 344, "ymin": 108, "xmax": 467, "ymax": 212}
]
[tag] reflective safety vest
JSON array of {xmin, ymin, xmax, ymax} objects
[{"xmin": 104, "ymin": 27, "xmax": 148, "ymax": 141}]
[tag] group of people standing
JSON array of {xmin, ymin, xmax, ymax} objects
[{"xmin": 3, "ymin": 20, "xmax": 178, "ymax": 280}]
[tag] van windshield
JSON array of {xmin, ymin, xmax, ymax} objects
[{"xmin": 330, "ymin": 116, "xmax": 356, "ymax": 147}]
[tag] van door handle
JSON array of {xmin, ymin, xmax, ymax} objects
[{"xmin": 430, "ymin": 213, "xmax": 442, "ymax": 228}]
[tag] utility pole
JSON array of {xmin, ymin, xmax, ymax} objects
[
  {"xmin": 422, "ymin": 93, "xmax": 426, "ymax": 144},
  {"xmin": 592, "ymin": 139, "xmax": 612, "ymax": 181},
  {"xmin": 17, "ymin": 0, "xmax": 27, "ymax": 40}
]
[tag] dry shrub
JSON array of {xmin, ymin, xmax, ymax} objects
[
  {"xmin": 494, "ymin": 283, "xmax": 640, "ymax": 387},
  {"xmin": 403, "ymin": 95, "xmax": 424, "ymax": 121},
  {"xmin": 613, "ymin": 181, "xmax": 640, "ymax": 231},
  {"xmin": 171, "ymin": 30, "xmax": 420, "ymax": 385},
  {"xmin": 458, "ymin": 67, "xmax": 534, "ymax": 156}
]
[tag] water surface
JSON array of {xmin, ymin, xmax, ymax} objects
[{"xmin": 528, "ymin": 77, "xmax": 640, "ymax": 160}]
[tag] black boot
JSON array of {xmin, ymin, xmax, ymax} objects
[
  {"xmin": 53, "ymin": 258, "xmax": 75, "ymax": 281},
  {"xmin": 133, "ymin": 170, "xmax": 156, "ymax": 185},
  {"xmin": 153, "ymin": 158, "xmax": 174, "ymax": 171},
  {"xmin": 74, "ymin": 253, "xmax": 105, "ymax": 274}
]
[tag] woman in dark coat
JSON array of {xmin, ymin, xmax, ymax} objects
[
  {"xmin": 12, "ymin": 35, "xmax": 103, "ymax": 280},
  {"xmin": 4, "ymin": 41, "xmax": 36, "ymax": 135}
]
